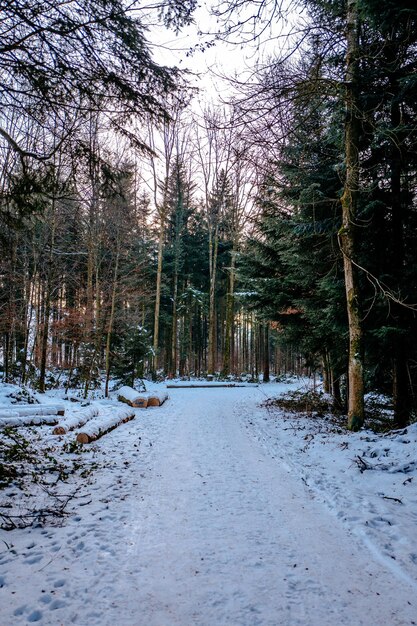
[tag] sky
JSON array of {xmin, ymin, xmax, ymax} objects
[
  {"xmin": 134, "ymin": 1, "xmax": 308, "ymax": 202},
  {"xmin": 149, "ymin": 1, "xmax": 308, "ymax": 107},
  {"xmin": 149, "ymin": 2, "xmax": 251, "ymax": 103}
]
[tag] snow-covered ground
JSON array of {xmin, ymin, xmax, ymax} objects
[{"xmin": 0, "ymin": 381, "xmax": 416, "ymax": 625}]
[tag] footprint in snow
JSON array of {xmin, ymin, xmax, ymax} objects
[
  {"xmin": 366, "ymin": 516, "xmax": 394, "ymax": 528},
  {"xmin": 27, "ymin": 609, "xmax": 43, "ymax": 622},
  {"xmin": 39, "ymin": 594, "xmax": 52, "ymax": 604},
  {"xmin": 50, "ymin": 544, "xmax": 61, "ymax": 553},
  {"xmin": 13, "ymin": 605, "xmax": 27, "ymax": 616},
  {"xmin": 24, "ymin": 554, "xmax": 43, "ymax": 565},
  {"xmin": 49, "ymin": 598, "xmax": 67, "ymax": 610}
]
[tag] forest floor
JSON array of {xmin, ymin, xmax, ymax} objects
[{"xmin": 1, "ymin": 381, "xmax": 417, "ymax": 625}]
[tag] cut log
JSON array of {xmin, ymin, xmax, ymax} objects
[
  {"xmin": 0, "ymin": 404, "xmax": 65, "ymax": 418},
  {"xmin": 117, "ymin": 386, "xmax": 148, "ymax": 408},
  {"xmin": 146, "ymin": 391, "xmax": 169, "ymax": 407},
  {"xmin": 52, "ymin": 406, "xmax": 100, "ymax": 435},
  {"xmin": 76, "ymin": 433, "xmax": 90, "ymax": 444},
  {"xmin": 0, "ymin": 415, "xmax": 59, "ymax": 428},
  {"xmin": 75, "ymin": 407, "xmax": 135, "ymax": 444},
  {"xmin": 53, "ymin": 426, "xmax": 67, "ymax": 435},
  {"xmin": 166, "ymin": 382, "xmax": 259, "ymax": 388}
]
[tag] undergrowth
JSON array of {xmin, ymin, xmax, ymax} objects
[
  {"xmin": 262, "ymin": 389, "xmax": 404, "ymax": 434},
  {"xmin": 263, "ymin": 389, "xmax": 335, "ymax": 417},
  {"xmin": 0, "ymin": 428, "xmax": 98, "ymax": 530}
]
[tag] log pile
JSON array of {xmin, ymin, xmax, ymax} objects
[
  {"xmin": 0, "ymin": 405, "xmax": 66, "ymax": 428},
  {"xmin": 146, "ymin": 391, "xmax": 168, "ymax": 407},
  {"xmin": 53, "ymin": 406, "xmax": 100, "ymax": 435},
  {"xmin": 0, "ymin": 414, "xmax": 60, "ymax": 428},
  {"xmin": 75, "ymin": 406, "xmax": 135, "ymax": 444},
  {"xmin": 117, "ymin": 386, "xmax": 149, "ymax": 408},
  {"xmin": 166, "ymin": 382, "xmax": 258, "ymax": 388},
  {"xmin": 0, "ymin": 404, "xmax": 65, "ymax": 418},
  {"xmin": 117, "ymin": 386, "xmax": 168, "ymax": 408}
]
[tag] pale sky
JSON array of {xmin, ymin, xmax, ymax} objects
[{"xmin": 149, "ymin": 1, "xmax": 307, "ymax": 106}]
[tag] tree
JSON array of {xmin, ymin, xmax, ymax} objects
[
  {"xmin": 0, "ymin": 0, "xmax": 197, "ymax": 249},
  {"xmin": 338, "ymin": 0, "xmax": 364, "ymax": 430},
  {"xmin": 146, "ymin": 104, "xmax": 189, "ymax": 375},
  {"xmin": 163, "ymin": 156, "xmax": 196, "ymax": 376},
  {"xmin": 0, "ymin": 0, "xmax": 195, "ymax": 150}
]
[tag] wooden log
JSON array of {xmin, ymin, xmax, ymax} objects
[
  {"xmin": 117, "ymin": 386, "xmax": 148, "ymax": 408},
  {"xmin": 75, "ymin": 408, "xmax": 135, "ymax": 444},
  {"xmin": 0, "ymin": 404, "xmax": 65, "ymax": 418},
  {"xmin": 52, "ymin": 406, "xmax": 100, "ymax": 435},
  {"xmin": 76, "ymin": 433, "xmax": 90, "ymax": 444},
  {"xmin": 147, "ymin": 391, "xmax": 169, "ymax": 407},
  {"xmin": 165, "ymin": 383, "xmax": 259, "ymax": 388},
  {"xmin": 53, "ymin": 426, "xmax": 67, "ymax": 435},
  {"xmin": 0, "ymin": 415, "xmax": 59, "ymax": 428},
  {"xmin": 132, "ymin": 397, "xmax": 148, "ymax": 408}
]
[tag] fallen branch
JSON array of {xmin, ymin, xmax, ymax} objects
[
  {"xmin": 382, "ymin": 495, "xmax": 403, "ymax": 504},
  {"xmin": 0, "ymin": 504, "xmax": 71, "ymax": 531},
  {"xmin": 353, "ymin": 455, "xmax": 372, "ymax": 473}
]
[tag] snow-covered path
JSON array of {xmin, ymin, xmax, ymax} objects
[{"xmin": 1, "ymin": 387, "xmax": 416, "ymax": 625}]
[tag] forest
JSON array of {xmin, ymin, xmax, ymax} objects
[{"xmin": 1, "ymin": 0, "xmax": 417, "ymax": 430}]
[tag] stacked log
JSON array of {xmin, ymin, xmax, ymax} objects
[
  {"xmin": 53, "ymin": 406, "xmax": 100, "ymax": 435},
  {"xmin": 146, "ymin": 391, "xmax": 169, "ymax": 407},
  {"xmin": 0, "ymin": 405, "xmax": 65, "ymax": 418},
  {"xmin": 0, "ymin": 405, "xmax": 66, "ymax": 428},
  {"xmin": 165, "ymin": 382, "xmax": 258, "ymax": 388},
  {"xmin": 75, "ymin": 407, "xmax": 135, "ymax": 443},
  {"xmin": 117, "ymin": 386, "xmax": 148, "ymax": 408},
  {"xmin": 0, "ymin": 415, "xmax": 59, "ymax": 428}
]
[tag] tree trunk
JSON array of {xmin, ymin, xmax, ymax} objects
[
  {"xmin": 170, "ymin": 268, "xmax": 178, "ymax": 377},
  {"xmin": 105, "ymin": 247, "xmax": 120, "ymax": 398},
  {"xmin": 152, "ymin": 214, "xmax": 165, "ymax": 376},
  {"xmin": 339, "ymin": 0, "xmax": 364, "ymax": 430},
  {"xmin": 222, "ymin": 248, "xmax": 236, "ymax": 377},
  {"xmin": 389, "ymin": 73, "xmax": 411, "ymax": 426},
  {"xmin": 39, "ymin": 197, "xmax": 57, "ymax": 393},
  {"xmin": 263, "ymin": 324, "xmax": 270, "ymax": 383},
  {"xmin": 208, "ymin": 226, "xmax": 219, "ymax": 375}
]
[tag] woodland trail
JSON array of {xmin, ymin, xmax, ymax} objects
[{"xmin": 1, "ymin": 386, "xmax": 416, "ymax": 625}]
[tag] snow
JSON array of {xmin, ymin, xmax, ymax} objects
[{"xmin": 0, "ymin": 381, "xmax": 416, "ymax": 625}]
